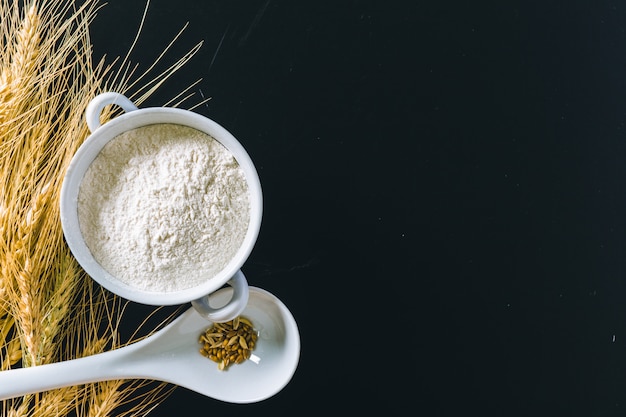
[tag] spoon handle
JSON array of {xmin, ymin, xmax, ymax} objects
[{"xmin": 0, "ymin": 343, "xmax": 145, "ymax": 400}]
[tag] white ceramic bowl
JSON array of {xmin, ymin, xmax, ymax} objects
[{"xmin": 60, "ymin": 93, "xmax": 262, "ymax": 320}]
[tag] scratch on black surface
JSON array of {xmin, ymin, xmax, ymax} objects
[
  {"xmin": 252, "ymin": 255, "xmax": 321, "ymax": 278},
  {"xmin": 198, "ymin": 89, "xmax": 210, "ymax": 111},
  {"xmin": 239, "ymin": 0, "xmax": 271, "ymax": 46},
  {"xmin": 208, "ymin": 24, "xmax": 230, "ymax": 76}
]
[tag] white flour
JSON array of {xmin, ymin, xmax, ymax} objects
[{"xmin": 78, "ymin": 123, "xmax": 250, "ymax": 292}]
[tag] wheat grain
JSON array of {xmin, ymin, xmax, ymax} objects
[
  {"xmin": 6, "ymin": 397, "xmax": 30, "ymax": 417},
  {"xmin": 0, "ymin": 2, "xmax": 41, "ymax": 128},
  {"xmin": 31, "ymin": 387, "xmax": 79, "ymax": 417},
  {"xmin": 13, "ymin": 3, "xmax": 40, "ymax": 80},
  {"xmin": 0, "ymin": 315, "xmax": 21, "ymax": 370},
  {"xmin": 86, "ymin": 380, "xmax": 124, "ymax": 417}
]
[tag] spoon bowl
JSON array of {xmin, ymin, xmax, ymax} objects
[{"xmin": 0, "ymin": 287, "xmax": 300, "ymax": 403}]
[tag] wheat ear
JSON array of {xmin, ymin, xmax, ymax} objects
[{"xmin": 1, "ymin": 0, "xmax": 204, "ymax": 414}]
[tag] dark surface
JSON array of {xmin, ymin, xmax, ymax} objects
[{"xmin": 91, "ymin": 0, "xmax": 626, "ymax": 415}]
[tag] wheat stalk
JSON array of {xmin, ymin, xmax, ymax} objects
[{"xmin": 0, "ymin": 0, "xmax": 204, "ymax": 414}]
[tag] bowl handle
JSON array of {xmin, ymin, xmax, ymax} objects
[
  {"xmin": 86, "ymin": 92, "xmax": 138, "ymax": 133},
  {"xmin": 191, "ymin": 270, "xmax": 250, "ymax": 323}
]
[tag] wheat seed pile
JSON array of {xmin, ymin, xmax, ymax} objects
[
  {"xmin": 0, "ymin": 0, "xmax": 204, "ymax": 415},
  {"xmin": 199, "ymin": 316, "xmax": 258, "ymax": 371}
]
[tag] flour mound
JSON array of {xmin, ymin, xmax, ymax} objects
[{"xmin": 78, "ymin": 124, "xmax": 250, "ymax": 292}]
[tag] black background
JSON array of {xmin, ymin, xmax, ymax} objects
[{"xmin": 88, "ymin": 0, "xmax": 626, "ymax": 415}]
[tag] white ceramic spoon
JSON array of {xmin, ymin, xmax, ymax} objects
[{"xmin": 0, "ymin": 287, "xmax": 300, "ymax": 403}]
